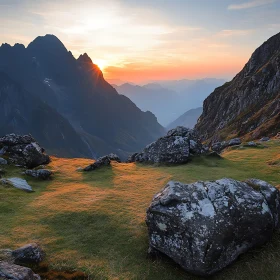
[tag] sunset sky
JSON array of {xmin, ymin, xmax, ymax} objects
[{"xmin": 1, "ymin": 0, "xmax": 280, "ymax": 83}]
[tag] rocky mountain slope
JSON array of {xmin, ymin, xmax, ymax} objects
[
  {"xmin": 0, "ymin": 35, "xmax": 164, "ymax": 158},
  {"xmin": 166, "ymin": 107, "xmax": 202, "ymax": 130},
  {"xmin": 196, "ymin": 32, "xmax": 280, "ymax": 143}
]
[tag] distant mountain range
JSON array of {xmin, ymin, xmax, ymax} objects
[
  {"xmin": 113, "ymin": 78, "xmax": 226, "ymax": 126},
  {"xmin": 0, "ymin": 35, "xmax": 164, "ymax": 159},
  {"xmin": 196, "ymin": 32, "xmax": 280, "ymax": 143},
  {"xmin": 166, "ymin": 107, "xmax": 203, "ymax": 130}
]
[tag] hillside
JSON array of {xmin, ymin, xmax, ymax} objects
[
  {"xmin": 166, "ymin": 107, "xmax": 202, "ymax": 130},
  {"xmin": 196, "ymin": 33, "xmax": 280, "ymax": 143},
  {"xmin": 0, "ymin": 35, "xmax": 164, "ymax": 159},
  {"xmin": 1, "ymin": 140, "xmax": 280, "ymax": 279}
]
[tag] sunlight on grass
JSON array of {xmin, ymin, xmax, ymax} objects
[{"xmin": 0, "ymin": 140, "xmax": 279, "ymax": 279}]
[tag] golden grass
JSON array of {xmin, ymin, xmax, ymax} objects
[{"xmin": 0, "ymin": 141, "xmax": 280, "ymax": 279}]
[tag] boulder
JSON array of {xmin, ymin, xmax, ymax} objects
[
  {"xmin": 25, "ymin": 169, "xmax": 52, "ymax": 180},
  {"xmin": 247, "ymin": 141, "xmax": 257, "ymax": 147},
  {"xmin": 146, "ymin": 178, "xmax": 280, "ymax": 276},
  {"xmin": 131, "ymin": 126, "xmax": 207, "ymax": 164},
  {"xmin": 0, "ymin": 158, "xmax": 7, "ymax": 165},
  {"xmin": 211, "ymin": 138, "xmax": 241, "ymax": 153},
  {"xmin": 107, "ymin": 153, "xmax": 121, "ymax": 163},
  {"xmin": 127, "ymin": 153, "xmax": 138, "ymax": 163},
  {"xmin": 0, "ymin": 261, "xmax": 41, "ymax": 280},
  {"xmin": 260, "ymin": 137, "xmax": 270, "ymax": 142},
  {"xmin": 12, "ymin": 244, "xmax": 44, "ymax": 265},
  {"xmin": 84, "ymin": 155, "xmax": 111, "ymax": 171},
  {"xmin": 0, "ymin": 134, "xmax": 50, "ymax": 168},
  {"xmin": 0, "ymin": 178, "xmax": 33, "ymax": 192}
]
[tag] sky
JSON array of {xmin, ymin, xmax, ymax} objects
[{"xmin": 0, "ymin": 0, "xmax": 280, "ymax": 84}]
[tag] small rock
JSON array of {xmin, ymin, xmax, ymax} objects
[
  {"xmin": 107, "ymin": 153, "xmax": 121, "ymax": 163},
  {"xmin": 12, "ymin": 243, "xmax": 44, "ymax": 265},
  {"xmin": 84, "ymin": 155, "xmax": 111, "ymax": 171},
  {"xmin": 0, "ymin": 178, "xmax": 33, "ymax": 192},
  {"xmin": 247, "ymin": 141, "xmax": 257, "ymax": 147},
  {"xmin": 25, "ymin": 169, "xmax": 52, "ymax": 180},
  {"xmin": 0, "ymin": 261, "xmax": 41, "ymax": 280},
  {"xmin": 260, "ymin": 137, "xmax": 270, "ymax": 142},
  {"xmin": 0, "ymin": 158, "xmax": 7, "ymax": 165}
]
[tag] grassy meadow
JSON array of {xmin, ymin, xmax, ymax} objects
[{"xmin": 0, "ymin": 140, "xmax": 280, "ymax": 280}]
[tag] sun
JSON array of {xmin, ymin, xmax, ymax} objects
[{"xmin": 94, "ymin": 59, "xmax": 108, "ymax": 71}]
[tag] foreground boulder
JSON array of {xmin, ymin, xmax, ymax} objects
[
  {"xmin": 130, "ymin": 126, "xmax": 207, "ymax": 164},
  {"xmin": 0, "ymin": 261, "xmax": 41, "ymax": 280},
  {"xmin": 0, "ymin": 134, "xmax": 50, "ymax": 168},
  {"xmin": 0, "ymin": 178, "xmax": 33, "ymax": 192},
  {"xmin": 146, "ymin": 178, "xmax": 280, "ymax": 276},
  {"xmin": 25, "ymin": 169, "xmax": 52, "ymax": 180}
]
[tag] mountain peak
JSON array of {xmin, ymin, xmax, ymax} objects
[
  {"xmin": 77, "ymin": 53, "xmax": 93, "ymax": 64},
  {"xmin": 27, "ymin": 34, "xmax": 67, "ymax": 52}
]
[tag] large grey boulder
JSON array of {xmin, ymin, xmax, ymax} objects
[
  {"xmin": 12, "ymin": 244, "xmax": 44, "ymax": 265},
  {"xmin": 0, "ymin": 134, "xmax": 50, "ymax": 168},
  {"xmin": 25, "ymin": 169, "xmax": 52, "ymax": 180},
  {"xmin": 146, "ymin": 178, "xmax": 280, "ymax": 276},
  {"xmin": 0, "ymin": 178, "xmax": 33, "ymax": 192},
  {"xmin": 131, "ymin": 126, "xmax": 207, "ymax": 164},
  {"xmin": 0, "ymin": 261, "xmax": 40, "ymax": 280}
]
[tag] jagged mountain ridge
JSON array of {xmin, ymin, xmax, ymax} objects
[
  {"xmin": 0, "ymin": 34, "xmax": 165, "ymax": 158},
  {"xmin": 196, "ymin": 32, "xmax": 280, "ymax": 142}
]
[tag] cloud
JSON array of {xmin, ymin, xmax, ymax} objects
[
  {"xmin": 228, "ymin": 0, "xmax": 275, "ymax": 10},
  {"xmin": 216, "ymin": 29, "xmax": 254, "ymax": 37}
]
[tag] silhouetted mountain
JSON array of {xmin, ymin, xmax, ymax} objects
[
  {"xmin": 196, "ymin": 33, "xmax": 280, "ymax": 142},
  {"xmin": 113, "ymin": 79, "xmax": 225, "ymax": 126},
  {"xmin": 0, "ymin": 34, "xmax": 164, "ymax": 158},
  {"xmin": 166, "ymin": 107, "xmax": 203, "ymax": 130},
  {"xmin": 0, "ymin": 72, "xmax": 90, "ymax": 157}
]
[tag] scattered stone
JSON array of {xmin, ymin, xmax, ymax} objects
[
  {"xmin": 260, "ymin": 137, "xmax": 270, "ymax": 142},
  {"xmin": 247, "ymin": 141, "xmax": 257, "ymax": 147},
  {"xmin": 0, "ymin": 261, "xmax": 41, "ymax": 280},
  {"xmin": 0, "ymin": 178, "xmax": 33, "ymax": 192},
  {"xmin": 0, "ymin": 134, "xmax": 50, "ymax": 168},
  {"xmin": 127, "ymin": 153, "xmax": 138, "ymax": 163},
  {"xmin": 146, "ymin": 178, "xmax": 280, "ymax": 276},
  {"xmin": 0, "ymin": 158, "xmax": 7, "ymax": 165},
  {"xmin": 211, "ymin": 138, "xmax": 241, "ymax": 153},
  {"xmin": 12, "ymin": 243, "xmax": 44, "ymax": 265},
  {"xmin": 84, "ymin": 155, "xmax": 111, "ymax": 171},
  {"xmin": 25, "ymin": 169, "xmax": 52, "ymax": 180},
  {"xmin": 131, "ymin": 126, "xmax": 207, "ymax": 164},
  {"xmin": 107, "ymin": 153, "xmax": 121, "ymax": 163}
]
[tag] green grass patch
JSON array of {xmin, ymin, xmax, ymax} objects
[{"xmin": 0, "ymin": 141, "xmax": 280, "ymax": 279}]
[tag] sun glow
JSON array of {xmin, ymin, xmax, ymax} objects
[{"xmin": 94, "ymin": 59, "xmax": 108, "ymax": 71}]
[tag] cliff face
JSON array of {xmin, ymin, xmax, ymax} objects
[{"xmin": 196, "ymin": 32, "xmax": 280, "ymax": 142}]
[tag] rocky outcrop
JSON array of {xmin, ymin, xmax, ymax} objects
[
  {"xmin": 146, "ymin": 178, "xmax": 280, "ymax": 276},
  {"xmin": 107, "ymin": 153, "xmax": 121, "ymax": 163},
  {"xmin": 196, "ymin": 33, "xmax": 280, "ymax": 143},
  {"xmin": 0, "ymin": 134, "xmax": 50, "ymax": 168},
  {"xmin": 25, "ymin": 169, "xmax": 52, "ymax": 180},
  {"xmin": 0, "ymin": 178, "xmax": 33, "ymax": 192},
  {"xmin": 83, "ymin": 155, "xmax": 111, "ymax": 171},
  {"xmin": 130, "ymin": 126, "xmax": 208, "ymax": 164}
]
